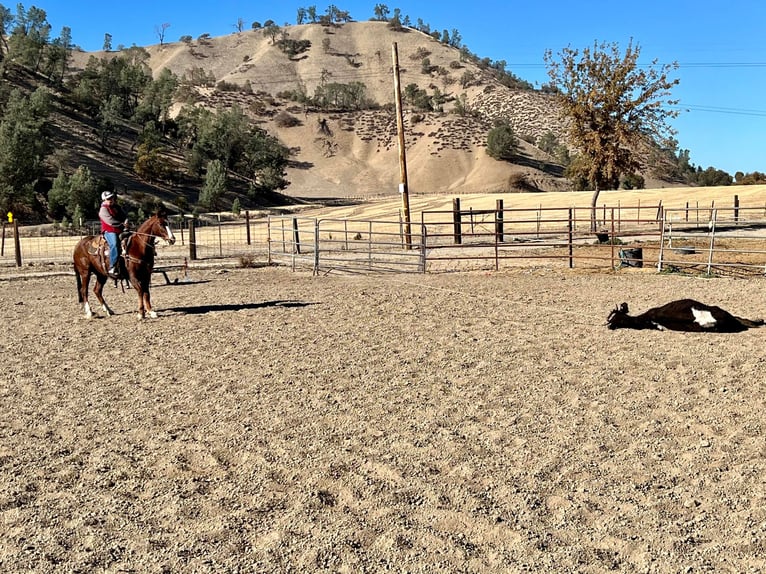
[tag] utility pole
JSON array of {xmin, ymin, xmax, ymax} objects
[{"xmin": 392, "ymin": 42, "xmax": 412, "ymax": 249}]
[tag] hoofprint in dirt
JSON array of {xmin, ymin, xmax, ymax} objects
[{"xmin": 1, "ymin": 266, "xmax": 766, "ymax": 572}]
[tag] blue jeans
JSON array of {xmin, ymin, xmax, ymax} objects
[{"xmin": 105, "ymin": 232, "xmax": 119, "ymax": 269}]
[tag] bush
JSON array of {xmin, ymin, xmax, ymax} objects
[
  {"xmin": 274, "ymin": 111, "xmax": 301, "ymax": 127},
  {"xmin": 486, "ymin": 123, "xmax": 518, "ymax": 161}
]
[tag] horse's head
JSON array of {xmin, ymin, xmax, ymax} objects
[
  {"xmin": 152, "ymin": 209, "xmax": 176, "ymax": 246},
  {"xmin": 606, "ymin": 302, "xmax": 630, "ymax": 330}
]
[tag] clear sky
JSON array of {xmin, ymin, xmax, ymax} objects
[{"xmin": 34, "ymin": 0, "xmax": 766, "ymax": 176}]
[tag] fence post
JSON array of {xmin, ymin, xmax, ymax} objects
[
  {"xmin": 610, "ymin": 208, "xmax": 615, "ymax": 269},
  {"xmin": 495, "ymin": 199, "xmax": 504, "ymax": 243},
  {"xmin": 267, "ymin": 217, "xmax": 272, "ymax": 265},
  {"xmin": 1, "ymin": 222, "xmax": 5, "ymax": 256},
  {"xmin": 178, "ymin": 214, "xmax": 185, "ymax": 246},
  {"xmin": 568, "ymin": 208, "xmax": 573, "ymax": 269},
  {"xmin": 292, "ymin": 217, "xmax": 301, "ymax": 255},
  {"xmin": 314, "ymin": 219, "xmax": 320, "ymax": 275},
  {"xmin": 13, "ymin": 219, "xmax": 21, "ymax": 266},
  {"xmin": 420, "ymin": 226, "xmax": 427, "ymax": 273},
  {"xmin": 217, "ymin": 214, "xmax": 223, "ymax": 257},
  {"xmin": 188, "ymin": 217, "xmax": 197, "ymax": 260},
  {"xmin": 452, "ymin": 197, "xmax": 462, "ymax": 245},
  {"xmin": 707, "ymin": 209, "xmax": 717, "ymax": 276},
  {"xmin": 734, "ymin": 195, "xmax": 739, "ymax": 222},
  {"xmin": 245, "ymin": 210, "xmax": 251, "ymax": 245},
  {"xmin": 657, "ymin": 208, "xmax": 666, "ymax": 272}
]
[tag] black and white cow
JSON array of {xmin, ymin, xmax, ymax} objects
[{"xmin": 607, "ymin": 299, "xmax": 764, "ymax": 332}]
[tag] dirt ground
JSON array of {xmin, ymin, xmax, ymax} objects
[{"xmin": 2, "ymin": 265, "xmax": 766, "ymax": 573}]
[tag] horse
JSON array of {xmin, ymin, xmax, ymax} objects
[
  {"xmin": 607, "ymin": 299, "xmax": 764, "ymax": 332},
  {"xmin": 73, "ymin": 209, "xmax": 176, "ymax": 319}
]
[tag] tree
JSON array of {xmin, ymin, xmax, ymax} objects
[
  {"xmin": 486, "ymin": 122, "xmax": 518, "ymax": 161},
  {"xmin": 296, "ymin": 8, "xmax": 307, "ymax": 25},
  {"xmin": 264, "ymin": 23, "xmax": 281, "ymax": 44},
  {"xmin": 103, "ymin": 33, "xmax": 112, "ymax": 51},
  {"xmin": 199, "ymin": 159, "xmax": 226, "ymax": 210},
  {"xmin": 373, "ymin": 4, "xmax": 389, "ymax": 21},
  {"xmin": 545, "ymin": 40, "xmax": 680, "ymax": 230},
  {"xmin": 155, "ymin": 22, "xmax": 170, "ymax": 45},
  {"xmin": 0, "ymin": 5, "xmax": 12, "ymax": 62},
  {"xmin": 0, "ymin": 87, "xmax": 51, "ymax": 214}
]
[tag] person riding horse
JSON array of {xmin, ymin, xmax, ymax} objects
[{"xmin": 98, "ymin": 191, "xmax": 129, "ymax": 279}]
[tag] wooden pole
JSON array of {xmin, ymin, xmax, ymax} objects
[
  {"xmin": 495, "ymin": 199, "xmax": 504, "ymax": 243},
  {"xmin": 392, "ymin": 42, "xmax": 412, "ymax": 249},
  {"xmin": 188, "ymin": 218, "xmax": 197, "ymax": 260},
  {"xmin": 245, "ymin": 210, "xmax": 251, "ymax": 245},
  {"xmin": 453, "ymin": 197, "xmax": 462, "ymax": 244},
  {"xmin": 292, "ymin": 217, "xmax": 301, "ymax": 255}
]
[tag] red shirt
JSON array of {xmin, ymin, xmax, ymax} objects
[{"xmin": 99, "ymin": 200, "xmax": 126, "ymax": 233}]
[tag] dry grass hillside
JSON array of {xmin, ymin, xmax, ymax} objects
[{"xmin": 69, "ymin": 21, "xmax": 577, "ymax": 201}]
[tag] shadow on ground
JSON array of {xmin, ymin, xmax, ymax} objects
[{"xmin": 164, "ymin": 300, "xmax": 315, "ymax": 315}]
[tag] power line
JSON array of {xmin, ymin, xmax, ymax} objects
[{"xmin": 672, "ymin": 104, "xmax": 766, "ymax": 117}]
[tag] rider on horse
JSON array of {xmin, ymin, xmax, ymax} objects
[{"xmin": 98, "ymin": 191, "xmax": 129, "ymax": 279}]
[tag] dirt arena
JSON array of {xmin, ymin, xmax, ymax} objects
[{"xmin": 2, "ymin": 264, "xmax": 766, "ymax": 573}]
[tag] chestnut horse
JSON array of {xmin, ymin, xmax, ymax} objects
[{"xmin": 73, "ymin": 209, "xmax": 176, "ymax": 319}]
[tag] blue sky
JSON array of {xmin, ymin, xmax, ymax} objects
[{"xmin": 35, "ymin": 1, "xmax": 766, "ymax": 176}]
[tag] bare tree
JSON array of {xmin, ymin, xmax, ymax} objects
[{"xmin": 155, "ymin": 22, "xmax": 170, "ymax": 45}]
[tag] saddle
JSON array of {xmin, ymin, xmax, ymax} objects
[
  {"xmin": 87, "ymin": 235, "xmax": 110, "ymax": 272},
  {"xmin": 87, "ymin": 232, "xmax": 132, "ymax": 277}
]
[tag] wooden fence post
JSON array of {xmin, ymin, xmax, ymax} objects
[
  {"xmin": 734, "ymin": 195, "xmax": 739, "ymax": 222},
  {"xmin": 245, "ymin": 210, "xmax": 251, "ymax": 245},
  {"xmin": 188, "ymin": 218, "xmax": 197, "ymax": 260},
  {"xmin": 1, "ymin": 222, "xmax": 5, "ymax": 256},
  {"xmin": 452, "ymin": 197, "xmax": 462, "ymax": 245},
  {"xmin": 292, "ymin": 217, "xmax": 301, "ymax": 254},
  {"xmin": 495, "ymin": 199, "xmax": 504, "ymax": 243}
]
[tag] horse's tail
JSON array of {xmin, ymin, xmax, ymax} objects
[{"xmin": 75, "ymin": 265, "xmax": 83, "ymax": 303}]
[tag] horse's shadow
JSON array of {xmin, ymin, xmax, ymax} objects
[{"xmin": 164, "ymin": 300, "xmax": 315, "ymax": 315}]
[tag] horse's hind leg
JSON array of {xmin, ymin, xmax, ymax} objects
[{"xmin": 93, "ymin": 274, "xmax": 114, "ymax": 316}]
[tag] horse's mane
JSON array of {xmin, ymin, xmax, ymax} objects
[{"xmin": 136, "ymin": 210, "xmax": 168, "ymax": 232}]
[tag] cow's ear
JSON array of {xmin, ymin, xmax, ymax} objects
[{"xmin": 619, "ymin": 302, "xmax": 629, "ymax": 313}]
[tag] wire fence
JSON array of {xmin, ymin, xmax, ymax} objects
[{"xmin": 5, "ymin": 200, "xmax": 766, "ymax": 278}]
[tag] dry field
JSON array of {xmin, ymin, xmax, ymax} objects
[{"xmin": 2, "ymin": 265, "xmax": 766, "ymax": 573}]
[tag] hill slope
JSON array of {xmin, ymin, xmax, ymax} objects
[{"xmin": 69, "ymin": 21, "xmax": 575, "ymax": 201}]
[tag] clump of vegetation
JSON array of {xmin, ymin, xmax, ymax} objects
[
  {"xmin": 486, "ymin": 122, "xmax": 518, "ymax": 161},
  {"xmin": 238, "ymin": 254, "xmax": 257, "ymax": 268},
  {"xmin": 274, "ymin": 111, "xmax": 301, "ymax": 127}
]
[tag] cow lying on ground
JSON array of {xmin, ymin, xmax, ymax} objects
[{"xmin": 607, "ymin": 299, "xmax": 764, "ymax": 332}]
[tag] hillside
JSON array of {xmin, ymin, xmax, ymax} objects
[{"xmin": 67, "ymin": 21, "xmax": 579, "ymax": 203}]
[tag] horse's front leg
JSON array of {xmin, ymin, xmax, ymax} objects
[
  {"xmin": 143, "ymin": 287, "xmax": 157, "ymax": 319},
  {"xmin": 93, "ymin": 274, "xmax": 114, "ymax": 316},
  {"xmin": 135, "ymin": 280, "xmax": 156, "ymax": 319},
  {"xmin": 79, "ymin": 270, "xmax": 94, "ymax": 319}
]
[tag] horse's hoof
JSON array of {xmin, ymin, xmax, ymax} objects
[{"xmin": 148, "ymin": 311, "xmax": 158, "ymax": 319}]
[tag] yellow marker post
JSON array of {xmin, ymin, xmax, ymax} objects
[{"xmin": 6, "ymin": 211, "xmax": 12, "ymax": 223}]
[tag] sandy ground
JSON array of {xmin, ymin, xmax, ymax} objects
[{"xmin": 2, "ymin": 265, "xmax": 766, "ymax": 573}]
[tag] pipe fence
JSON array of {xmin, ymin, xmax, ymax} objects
[{"xmin": 5, "ymin": 199, "xmax": 766, "ymax": 278}]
